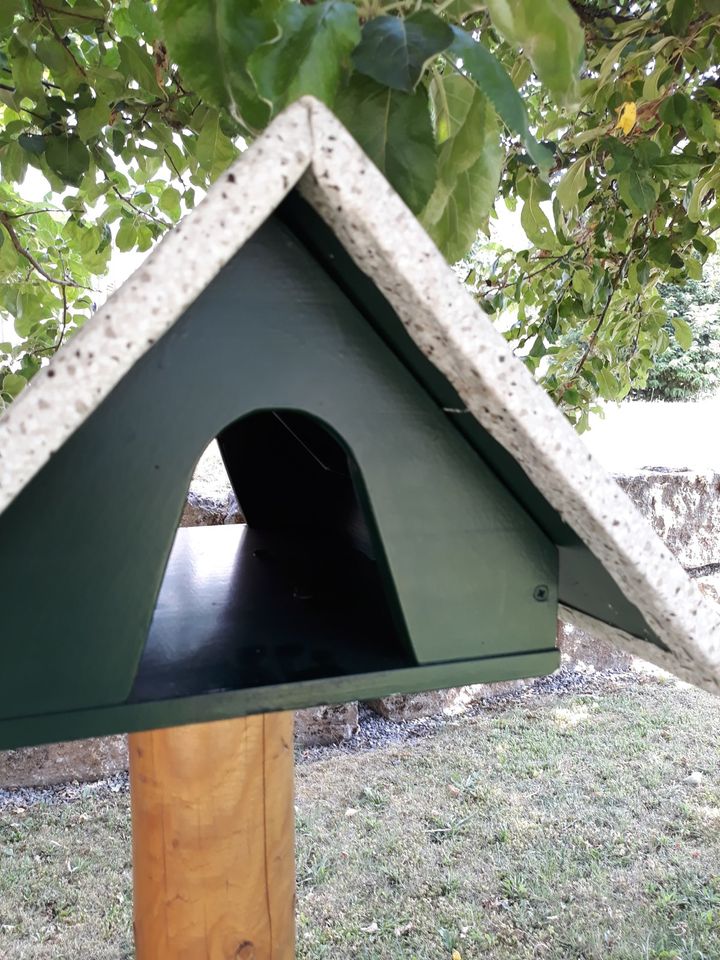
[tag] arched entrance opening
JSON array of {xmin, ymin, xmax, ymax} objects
[{"xmin": 129, "ymin": 409, "xmax": 414, "ymax": 704}]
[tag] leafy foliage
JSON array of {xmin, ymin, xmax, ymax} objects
[
  {"xmin": 631, "ymin": 263, "xmax": 720, "ymax": 401},
  {"xmin": 472, "ymin": 0, "xmax": 720, "ymax": 427},
  {"xmin": 0, "ymin": 0, "xmax": 237, "ymax": 406},
  {"xmin": 1, "ymin": 0, "xmax": 719, "ymax": 427}
]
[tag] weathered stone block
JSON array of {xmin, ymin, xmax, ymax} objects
[
  {"xmin": 615, "ymin": 469, "xmax": 720, "ymax": 569},
  {"xmin": 180, "ymin": 490, "xmax": 243, "ymax": 527},
  {"xmin": 366, "ymin": 680, "xmax": 532, "ymax": 720},
  {"xmin": 295, "ymin": 702, "xmax": 359, "ymax": 747},
  {"xmin": 556, "ymin": 620, "xmax": 634, "ymax": 672},
  {"xmin": 0, "ymin": 736, "xmax": 128, "ymax": 789},
  {"xmin": 365, "ymin": 688, "xmax": 465, "ymax": 721}
]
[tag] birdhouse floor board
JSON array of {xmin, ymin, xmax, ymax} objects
[{"xmin": 129, "ymin": 525, "xmax": 410, "ymax": 703}]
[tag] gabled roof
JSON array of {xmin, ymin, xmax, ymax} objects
[{"xmin": 1, "ymin": 96, "xmax": 718, "ymax": 692}]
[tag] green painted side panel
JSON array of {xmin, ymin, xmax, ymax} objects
[
  {"xmin": 0, "ymin": 214, "xmax": 557, "ymax": 737},
  {"xmin": 278, "ymin": 196, "xmax": 665, "ymax": 650}
]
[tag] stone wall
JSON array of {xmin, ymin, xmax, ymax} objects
[
  {"xmin": 617, "ymin": 470, "xmax": 720, "ymax": 565},
  {"xmin": 0, "ymin": 736, "xmax": 128, "ymax": 791},
  {"xmin": 615, "ymin": 469, "xmax": 720, "ymax": 590}
]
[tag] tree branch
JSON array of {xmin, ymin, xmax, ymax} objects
[
  {"xmin": 108, "ymin": 182, "xmax": 170, "ymax": 228},
  {"xmin": 568, "ymin": 0, "xmax": 637, "ymax": 24},
  {"xmin": 36, "ymin": 1, "xmax": 87, "ymax": 78},
  {"xmin": 0, "ymin": 211, "xmax": 84, "ymax": 288},
  {"xmin": 568, "ymin": 249, "xmax": 632, "ymax": 381},
  {"xmin": 54, "ymin": 275, "xmax": 69, "ymax": 354},
  {"xmin": 42, "ymin": 2, "xmax": 105, "ymax": 20},
  {"xmin": 163, "ymin": 148, "xmax": 185, "ymax": 186},
  {"xmin": 5, "ymin": 207, "xmax": 63, "ymax": 218},
  {"xmin": 488, "ymin": 254, "xmax": 571, "ymax": 292}
]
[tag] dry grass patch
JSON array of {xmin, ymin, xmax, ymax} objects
[{"xmin": 0, "ymin": 679, "xmax": 719, "ymax": 959}]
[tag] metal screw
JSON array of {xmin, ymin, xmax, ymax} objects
[{"xmin": 533, "ymin": 584, "xmax": 549, "ymax": 602}]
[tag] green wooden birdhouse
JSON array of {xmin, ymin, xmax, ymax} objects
[{"xmin": 1, "ymin": 99, "xmax": 718, "ymax": 750}]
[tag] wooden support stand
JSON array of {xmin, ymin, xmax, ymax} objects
[{"xmin": 129, "ymin": 713, "xmax": 296, "ymax": 960}]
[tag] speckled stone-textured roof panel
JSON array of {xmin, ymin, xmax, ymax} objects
[{"xmin": 1, "ymin": 97, "xmax": 719, "ymax": 692}]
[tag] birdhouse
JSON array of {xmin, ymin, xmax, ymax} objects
[{"xmin": 1, "ymin": 99, "xmax": 718, "ymax": 751}]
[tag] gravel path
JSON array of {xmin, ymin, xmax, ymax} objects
[
  {"xmin": 0, "ymin": 770, "xmax": 129, "ymax": 810},
  {"xmin": 297, "ymin": 665, "xmax": 656, "ymax": 762},
  {"xmin": 0, "ymin": 667, "xmax": 661, "ymax": 809}
]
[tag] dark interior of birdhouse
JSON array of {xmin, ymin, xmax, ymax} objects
[{"xmin": 129, "ymin": 410, "xmax": 416, "ymax": 705}]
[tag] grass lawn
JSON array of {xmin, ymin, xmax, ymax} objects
[{"xmin": 1, "ymin": 678, "xmax": 720, "ymax": 959}]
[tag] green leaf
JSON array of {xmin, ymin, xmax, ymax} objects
[
  {"xmin": 596, "ymin": 37, "xmax": 632, "ymax": 85},
  {"xmin": 18, "ymin": 133, "xmax": 46, "ymax": 156},
  {"xmin": 2, "ymin": 372, "xmax": 27, "ymax": 399},
  {"xmin": 421, "ymin": 85, "xmax": 502, "ymax": 262},
  {"xmin": 617, "ymin": 169, "xmax": 658, "ymax": 213},
  {"xmin": 0, "ymin": 0, "xmax": 26, "ymax": 32},
  {"xmin": 0, "ymin": 142, "xmax": 28, "ymax": 182},
  {"xmin": 658, "ymin": 92, "xmax": 688, "ymax": 126},
  {"xmin": 35, "ymin": 37, "xmax": 71, "ymax": 75},
  {"xmin": 520, "ymin": 179, "xmax": 558, "ymax": 249},
  {"xmin": 10, "ymin": 50, "xmax": 44, "ymax": 102},
  {"xmin": 483, "ymin": 0, "xmax": 584, "ymax": 106},
  {"xmin": 430, "ymin": 72, "xmax": 474, "ymax": 144},
  {"xmin": 159, "ymin": 185, "xmax": 182, "ymax": 221},
  {"xmin": 335, "ymin": 75, "xmax": 437, "ymax": 214},
  {"xmin": 439, "ymin": 0, "xmax": 486, "ymax": 18},
  {"xmin": 672, "ymin": 316, "xmax": 693, "ymax": 350},
  {"xmin": 77, "ymin": 225, "xmax": 101, "ymax": 256},
  {"xmin": 128, "ymin": 0, "xmax": 161, "ymax": 41},
  {"xmin": 77, "ymin": 98, "xmax": 110, "ymax": 142},
  {"xmin": 45, "ymin": 1, "xmax": 105, "ymax": 28},
  {"xmin": 158, "ymin": 0, "xmax": 278, "ymax": 130},
  {"xmin": 116, "ymin": 218, "xmax": 137, "ymax": 251},
  {"xmin": 352, "ymin": 11, "xmax": 453, "ymax": 93},
  {"xmin": 194, "ymin": 109, "xmax": 239, "ymax": 181},
  {"xmin": 136, "ymin": 223, "xmax": 154, "ymax": 251},
  {"xmin": 595, "ymin": 366, "xmax": 620, "ymax": 400},
  {"xmin": 634, "ymin": 140, "xmax": 661, "ymax": 168},
  {"xmin": 688, "ymin": 173, "xmax": 720, "ymax": 222},
  {"xmin": 13, "ymin": 292, "xmax": 43, "ymax": 337},
  {"xmin": 685, "ymin": 255, "xmax": 703, "ymax": 280},
  {"xmin": 651, "ymin": 153, "xmax": 704, "ymax": 178},
  {"xmin": 447, "ymin": 27, "xmax": 551, "ymax": 171},
  {"xmin": 671, "ymin": 0, "xmax": 695, "ymax": 35},
  {"xmin": 0, "ymin": 228, "xmax": 19, "ymax": 277},
  {"xmin": 118, "ymin": 38, "xmax": 159, "ymax": 96},
  {"xmin": 648, "ymin": 236, "xmax": 673, "ymax": 265},
  {"xmin": 44, "ymin": 135, "xmax": 90, "ymax": 186},
  {"xmin": 249, "ymin": 1, "xmax": 360, "ymax": 112},
  {"xmin": 602, "ymin": 135, "xmax": 634, "ymax": 173},
  {"xmin": 556, "ymin": 156, "xmax": 588, "ymax": 213}
]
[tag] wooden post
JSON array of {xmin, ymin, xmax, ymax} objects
[{"xmin": 129, "ymin": 713, "xmax": 296, "ymax": 960}]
